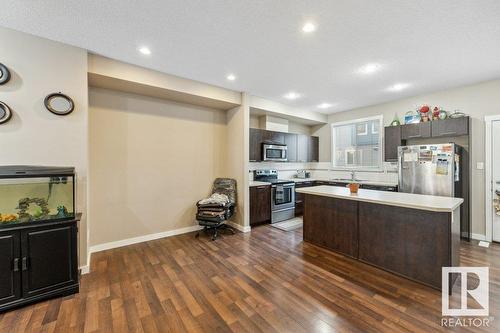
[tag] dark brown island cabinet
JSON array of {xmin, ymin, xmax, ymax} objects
[
  {"xmin": 384, "ymin": 116, "xmax": 470, "ymax": 162},
  {"xmin": 298, "ymin": 187, "xmax": 462, "ymax": 291},
  {"xmin": 249, "ymin": 185, "xmax": 271, "ymax": 225},
  {"xmin": 249, "ymin": 128, "xmax": 319, "ymax": 162},
  {"xmin": 0, "ymin": 218, "xmax": 79, "ymax": 312}
]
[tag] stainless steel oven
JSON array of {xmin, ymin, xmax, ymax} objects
[
  {"xmin": 271, "ymin": 182, "xmax": 295, "ymax": 223},
  {"xmin": 263, "ymin": 144, "xmax": 287, "ymax": 162}
]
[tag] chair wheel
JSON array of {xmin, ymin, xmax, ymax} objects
[{"xmin": 195, "ymin": 232, "xmax": 200, "ymax": 238}]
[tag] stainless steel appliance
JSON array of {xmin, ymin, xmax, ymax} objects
[
  {"xmin": 398, "ymin": 143, "xmax": 459, "ymax": 196},
  {"xmin": 254, "ymin": 169, "xmax": 295, "ymax": 223},
  {"xmin": 263, "ymin": 144, "xmax": 287, "ymax": 162},
  {"xmin": 296, "ymin": 169, "xmax": 311, "ymax": 179},
  {"xmin": 398, "ymin": 143, "xmax": 470, "ymax": 238}
]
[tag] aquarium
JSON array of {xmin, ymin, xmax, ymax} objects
[{"xmin": 0, "ymin": 166, "xmax": 75, "ymax": 225}]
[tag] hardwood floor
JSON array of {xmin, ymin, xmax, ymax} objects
[{"xmin": 1, "ymin": 225, "xmax": 499, "ymax": 332}]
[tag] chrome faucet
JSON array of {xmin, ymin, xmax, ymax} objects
[{"xmin": 350, "ymin": 170, "xmax": 356, "ymax": 181}]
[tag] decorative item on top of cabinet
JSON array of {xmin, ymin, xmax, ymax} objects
[
  {"xmin": 0, "ymin": 63, "xmax": 11, "ymax": 85},
  {"xmin": 44, "ymin": 92, "xmax": 74, "ymax": 116},
  {"xmin": 0, "ymin": 101, "xmax": 12, "ymax": 124},
  {"xmin": 390, "ymin": 113, "xmax": 401, "ymax": 126},
  {"xmin": 419, "ymin": 104, "xmax": 431, "ymax": 122}
]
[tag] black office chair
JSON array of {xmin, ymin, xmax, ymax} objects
[{"xmin": 195, "ymin": 178, "xmax": 236, "ymax": 240}]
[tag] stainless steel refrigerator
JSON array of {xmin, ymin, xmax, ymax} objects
[{"xmin": 398, "ymin": 143, "xmax": 470, "ymax": 239}]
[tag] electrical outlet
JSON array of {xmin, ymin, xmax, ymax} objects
[{"xmin": 477, "ymin": 162, "xmax": 484, "ymax": 170}]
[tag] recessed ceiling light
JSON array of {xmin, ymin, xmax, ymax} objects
[
  {"xmin": 357, "ymin": 63, "xmax": 382, "ymax": 75},
  {"xmin": 302, "ymin": 22, "xmax": 316, "ymax": 33},
  {"xmin": 226, "ymin": 74, "xmax": 236, "ymax": 81},
  {"xmin": 317, "ymin": 103, "xmax": 334, "ymax": 109},
  {"xmin": 284, "ymin": 92, "xmax": 301, "ymax": 100},
  {"xmin": 138, "ymin": 46, "xmax": 151, "ymax": 55},
  {"xmin": 387, "ymin": 83, "xmax": 410, "ymax": 92}
]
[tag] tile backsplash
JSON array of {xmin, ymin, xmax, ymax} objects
[{"xmin": 249, "ymin": 161, "xmax": 398, "ymax": 183}]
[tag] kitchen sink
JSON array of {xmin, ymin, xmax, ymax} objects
[{"xmin": 330, "ymin": 178, "xmax": 367, "ymax": 182}]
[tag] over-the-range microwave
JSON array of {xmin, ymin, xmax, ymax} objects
[{"xmin": 263, "ymin": 143, "xmax": 287, "ymax": 162}]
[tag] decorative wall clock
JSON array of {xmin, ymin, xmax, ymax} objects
[
  {"xmin": 44, "ymin": 92, "xmax": 74, "ymax": 116},
  {"xmin": 0, "ymin": 63, "xmax": 11, "ymax": 85},
  {"xmin": 0, "ymin": 101, "xmax": 12, "ymax": 124}
]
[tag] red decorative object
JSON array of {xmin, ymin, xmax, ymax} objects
[
  {"xmin": 432, "ymin": 106, "xmax": 441, "ymax": 120},
  {"xmin": 419, "ymin": 104, "xmax": 430, "ymax": 122}
]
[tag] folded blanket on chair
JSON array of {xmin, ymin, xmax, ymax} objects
[{"xmin": 198, "ymin": 193, "xmax": 230, "ymax": 206}]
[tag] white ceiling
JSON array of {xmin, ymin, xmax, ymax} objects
[{"xmin": 2, "ymin": 0, "xmax": 500, "ymax": 114}]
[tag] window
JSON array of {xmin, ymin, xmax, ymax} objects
[{"xmin": 331, "ymin": 116, "xmax": 383, "ymax": 169}]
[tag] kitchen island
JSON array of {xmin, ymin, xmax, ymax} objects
[{"xmin": 296, "ymin": 185, "xmax": 463, "ymax": 291}]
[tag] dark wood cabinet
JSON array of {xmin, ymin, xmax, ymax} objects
[
  {"xmin": 249, "ymin": 128, "xmax": 263, "ymax": 162},
  {"xmin": 384, "ymin": 126, "xmax": 402, "ymax": 162},
  {"xmin": 284, "ymin": 133, "xmax": 298, "ymax": 162},
  {"xmin": 303, "ymin": 194, "xmax": 358, "ymax": 257},
  {"xmin": 262, "ymin": 131, "xmax": 285, "ymax": 145},
  {"xmin": 308, "ymin": 136, "xmax": 319, "ymax": 162},
  {"xmin": 431, "ymin": 117, "xmax": 469, "ymax": 138},
  {"xmin": 250, "ymin": 129, "xmax": 319, "ymax": 163},
  {"xmin": 250, "ymin": 185, "xmax": 271, "ymax": 225},
  {"xmin": 0, "ymin": 219, "xmax": 79, "ymax": 312},
  {"xmin": 294, "ymin": 181, "xmax": 314, "ymax": 216},
  {"xmin": 401, "ymin": 122, "xmax": 431, "ymax": 140},
  {"xmin": 0, "ymin": 233, "xmax": 21, "ymax": 305}
]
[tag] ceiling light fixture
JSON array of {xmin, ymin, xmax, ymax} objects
[
  {"xmin": 357, "ymin": 63, "xmax": 382, "ymax": 75},
  {"xmin": 317, "ymin": 103, "xmax": 334, "ymax": 109},
  {"xmin": 302, "ymin": 22, "xmax": 316, "ymax": 33},
  {"xmin": 284, "ymin": 92, "xmax": 301, "ymax": 100},
  {"xmin": 226, "ymin": 74, "xmax": 236, "ymax": 81},
  {"xmin": 387, "ymin": 83, "xmax": 410, "ymax": 92},
  {"xmin": 138, "ymin": 46, "xmax": 151, "ymax": 55}
]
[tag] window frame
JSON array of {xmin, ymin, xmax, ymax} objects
[{"xmin": 330, "ymin": 115, "xmax": 384, "ymax": 171}]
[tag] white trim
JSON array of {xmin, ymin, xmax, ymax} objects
[
  {"xmin": 471, "ymin": 233, "xmax": 487, "ymax": 241},
  {"xmin": 484, "ymin": 115, "xmax": 500, "ymax": 243},
  {"xmin": 331, "ymin": 115, "xmax": 384, "ymax": 171},
  {"xmin": 227, "ymin": 221, "xmax": 251, "ymax": 233},
  {"xmin": 89, "ymin": 225, "xmax": 203, "ymax": 253},
  {"xmin": 79, "ymin": 265, "xmax": 90, "ymax": 275}
]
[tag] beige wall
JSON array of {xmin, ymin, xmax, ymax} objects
[
  {"xmin": 250, "ymin": 114, "xmax": 312, "ymax": 135},
  {"xmin": 88, "ymin": 87, "xmax": 230, "ymax": 246},
  {"xmin": 0, "ymin": 27, "xmax": 89, "ymax": 267},
  {"xmin": 226, "ymin": 93, "xmax": 250, "ymax": 227},
  {"xmin": 325, "ymin": 79, "xmax": 500, "ymax": 237}
]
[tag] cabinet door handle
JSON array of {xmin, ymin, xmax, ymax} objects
[
  {"xmin": 21, "ymin": 257, "xmax": 28, "ymax": 271},
  {"xmin": 13, "ymin": 258, "xmax": 19, "ymax": 272}
]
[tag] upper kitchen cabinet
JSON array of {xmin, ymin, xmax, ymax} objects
[
  {"xmin": 308, "ymin": 136, "xmax": 319, "ymax": 162},
  {"xmin": 284, "ymin": 133, "xmax": 298, "ymax": 162},
  {"xmin": 401, "ymin": 122, "xmax": 431, "ymax": 140},
  {"xmin": 297, "ymin": 134, "xmax": 309, "ymax": 162},
  {"xmin": 249, "ymin": 129, "xmax": 319, "ymax": 162},
  {"xmin": 431, "ymin": 116, "xmax": 469, "ymax": 138},
  {"xmin": 384, "ymin": 126, "xmax": 402, "ymax": 162},
  {"xmin": 249, "ymin": 128, "xmax": 263, "ymax": 162},
  {"xmin": 262, "ymin": 130, "xmax": 285, "ymax": 145}
]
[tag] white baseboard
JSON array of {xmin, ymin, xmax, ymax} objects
[
  {"xmin": 471, "ymin": 233, "xmax": 487, "ymax": 241},
  {"xmin": 228, "ymin": 221, "xmax": 251, "ymax": 233},
  {"xmin": 79, "ymin": 265, "xmax": 90, "ymax": 275},
  {"xmin": 89, "ymin": 225, "xmax": 203, "ymax": 254}
]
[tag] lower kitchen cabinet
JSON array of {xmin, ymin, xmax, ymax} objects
[
  {"xmin": 0, "ymin": 219, "xmax": 79, "ymax": 312},
  {"xmin": 294, "ymin": 181, "xmax": 314, "ymax": 216},
  {"xmin": 250, "ymin": 185, "xmax": 271, "ymax": 225}
]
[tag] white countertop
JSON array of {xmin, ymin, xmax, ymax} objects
[
  {"xmin": 249, "ymin": 181, "xmax": 271, "ymax": 187},
  {"xmin": 250, "ymin": 178, "xmax": 398, "ymax": 187},
  {"xmin": 296, "ymin": 185, "xmax": 463, "ymax": 212}
]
